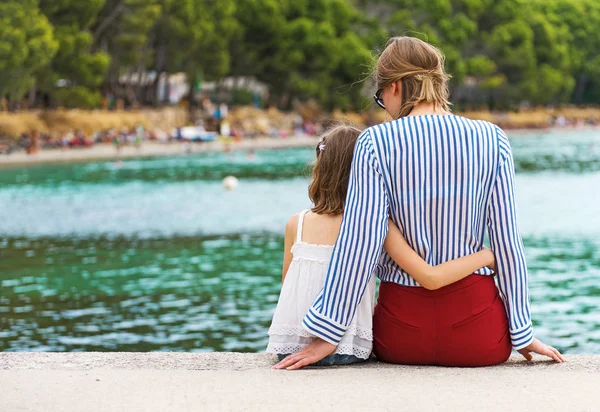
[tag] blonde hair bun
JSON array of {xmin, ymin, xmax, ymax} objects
[{"xmin": 375, "ymin": 36, "xmax": 452, "ymax": 118}]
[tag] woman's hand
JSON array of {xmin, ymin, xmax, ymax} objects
[
  {"xmin": 517, "ymin": 338, "xmax": 566, "ymax": 363},
  {"xmin": 272, "ymin": 339, "xmax": 336, "ymax": 370}
]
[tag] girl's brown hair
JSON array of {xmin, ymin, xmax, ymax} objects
[
  {"xmin": 308, "ymin": 125, "xmax": 361, "ymax": 215},
  {"xmin": 375, "ymin": 36, "xmax": 451, "ymax": 119}
]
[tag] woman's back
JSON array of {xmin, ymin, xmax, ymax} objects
[
  {"xmin": 286, "ymin": 35, "xmax": 561, "ymax": 369},
  {"xmin": 371, "ymin": 114, "xmax": 508, "ymax": 285},
  {"xmin": 304, "ymin": 112, "xmax": 532, "ymax": 350}
]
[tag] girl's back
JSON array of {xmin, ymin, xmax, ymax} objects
[
  {"xmin": 300, "ymin": 211, "xmax": 342, "ymax": 246},
  {"xmin": 267, "ymin": 209, "xmax": 376, "ymax": 359}
]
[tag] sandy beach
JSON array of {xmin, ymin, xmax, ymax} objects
[
  {"xmin": 2, "ymin": 126, "xmax": 599, "ymax": 168},
  {"xmin": 0, "ymin": 353, "xmax": 598, "ymax": 412},
  {"xmin": 0, "ymin": 136, "xmax": 320, "ymax": 168}
]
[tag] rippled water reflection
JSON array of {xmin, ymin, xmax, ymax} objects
[
  {"xmin": 1, "ymin": 235, "xmax": 282, "ymax": 352},
  {"xmin": 1, "ymin": 128, "xmax": 599, "ymax": 353}
]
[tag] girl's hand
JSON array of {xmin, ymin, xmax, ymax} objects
[{"xmin": 272, "ymin": 339, "xmax": 336, "ymax": 370}]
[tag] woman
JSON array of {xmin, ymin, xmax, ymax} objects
[{"xmin": 274, "ymin": 36, "xmax": 564, "ymax": 369}]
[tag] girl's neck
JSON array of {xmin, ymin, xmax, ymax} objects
[
  {"xmin": 310, "ymin": 210, "xmax": 343, "ymax": 218},
  {"xmin": 408, "ymin": 102, "xmax": 451, "ymax": 117}
]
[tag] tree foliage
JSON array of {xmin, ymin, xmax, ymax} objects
[
  {"xmin": 1, "ymin": 0, "xmax": 599, "ymax": 109},
  {"xmin": 0, "ymin": 0, "xmax": 58, "ymax": 105},
  {"xmin": 38, "ymin": 0, "xmax": 110, "ymax": 108}
]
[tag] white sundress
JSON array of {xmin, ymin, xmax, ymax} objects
[{"xmin": 266, "ymin": 209, "xmax": 376, "ymax": 360}]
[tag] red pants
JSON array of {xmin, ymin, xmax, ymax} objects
[{"xmin": 373, "ymin": 274, "xmax": 512, "ymax": 367}]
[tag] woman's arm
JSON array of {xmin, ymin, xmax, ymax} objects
[
  {"xmin": 281, "ymin": 214, "xmax": 298, "ymax": 283},
  {"xmin": 276, "ymin": 130, "xmax": 389, "ymax": 370},
  {"xmin": 302, "ymin": 132, "xmax": 389, "ymax": 343},
  {"xmin": 384, "ymin": 220, "xmax": 495, "ymax": 290},
  {"xmin": 487, "ymin": 128, "xmax": 533, "ymax": 350}
]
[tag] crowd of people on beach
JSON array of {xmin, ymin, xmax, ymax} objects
[
  {"xmin": 0, "ymin": 127, "xmax": 155, "ymax": 156},
  {"xmin": 0, "ymin": 104, "xmax": 328, "ymax": 157},
  {"xmin": 0, "ymin": 102, "xmax": 598, "ymax": 157},
  {"xmin": 551, "ymin": 114, "xmax": 599, "ymax": 127}
]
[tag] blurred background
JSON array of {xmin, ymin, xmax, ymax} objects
[{"xmin": 0, "ymin": 0, "xmax": 599, "ymax": 354}]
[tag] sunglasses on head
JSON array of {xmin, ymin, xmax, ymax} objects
[{"xmin": 373, "ymin": 89, "xmax": 386, "ymax": 110}]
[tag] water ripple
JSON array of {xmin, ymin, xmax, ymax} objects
[{"xmin": 0, "ymin": 233, "xmax": 598, "ymax": 353}]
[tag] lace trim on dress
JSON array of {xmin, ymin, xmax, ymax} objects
[
  {"xmin": 268, "ymin": 324, "xmax": 373, "ymax": 341},
  {"xmin": 291, "ymin": 256, "xmax": 331, "ymax": 263},
  {"xmin": 266, "ymin": 342, "xmax": 372, "ymax": 359},
  {"xmin": 294, "ymin": 241, "xmax": 334, "ymax": 249},
  {"xmin": 290, "ymin": 243, "xmax": 334, "ymax": 257}
]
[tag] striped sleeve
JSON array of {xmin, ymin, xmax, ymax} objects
[
  {"xmin": 302, "ymin": 129, "xmax": 389, "ymax": 344},
  {"xmin": 487, "ymin": 127, "xmax": 533, "ymax": 350}
]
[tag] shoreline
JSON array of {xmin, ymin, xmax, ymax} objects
[
  {"xmin": 0, "ymin": 136, "xmax": 320, "ymax": 168},
  {"xmin": 0, "ymin": 353, "xmax": 598, "ymax": 411},
  {"xmin": 1, "ymin": 125, "xmax": 599, "ymax": 168}
]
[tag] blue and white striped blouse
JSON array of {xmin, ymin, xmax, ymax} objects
[{"xmin": 303, "ymin": 114, "xmax": 533, "ymax": 350}]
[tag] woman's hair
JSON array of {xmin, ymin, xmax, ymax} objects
[
  {"xmin": 374, "ymin": 36, "xmax": 451, "ymax": 119},
  {"xmin": 308, "ymin": 124, "xmax": 361, "ymax": 215}
]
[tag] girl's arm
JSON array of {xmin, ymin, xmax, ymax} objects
[
  {"xmin": 281, "ymin": 214, "xmax": 298, "ymax": 283},
  {"xmin": 384, "ymin": 220, "xmax": 495, "ymax": 290}
]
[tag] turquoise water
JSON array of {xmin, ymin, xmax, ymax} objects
[{"xmin": 1, "ymin": 129, "xmax": 599, "ymax": 353}]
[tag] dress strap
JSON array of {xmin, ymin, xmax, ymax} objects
[{"xmin": 296, "ymin": 209, "xmax": 309, "ymax": 243}]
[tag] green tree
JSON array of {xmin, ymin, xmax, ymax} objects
[
  {"xmin": 38, "ymin": 0, "xmax": 110, "ymax": 108},
  {"xmin": 3, "ymin": 0, "xmax": 596, "ymax": 111},
  {"xmin": 230, "ymin": 0, "xmax": 374, "ymax": 109},
  {"xmin": 375, "ymin": 0, "xmax": 477, "ymax": 84},
  {"xmin": 553, "ymin": 0, "xmax": 600, "ymax": 104},
  {"xmin": 93, "ymin": 0, "xmax": 162, "ymax": 103},
  {"xmin": 148, "ymin": 0, "xmax": 239, "ymax": 105},
  {"xmin": 0, "ymin": 0, "xmax": 58, "ymax": 108},
  {"xmin": 153, "ymin": 0, "xmax": 238, "ymax": 78},
  {"xmin": 363, "ymin": 0, "xmax": 582, "ymax": 107},
  {"xmin": 227, "ymin": 0, "xmax": 288, "ymax": 81}
]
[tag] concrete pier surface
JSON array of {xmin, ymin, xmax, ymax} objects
[{"xmin": 1, "ymin": 353, "xmax": 598, "ymax": 412}]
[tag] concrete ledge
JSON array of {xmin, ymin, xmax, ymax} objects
[
  {"xmin": 1, "ymin": 352, "xmax": 599, "ymax": 372},
  {"xmin": 1, "ymin": 353, "xmax": 598, "ymax": 412}
]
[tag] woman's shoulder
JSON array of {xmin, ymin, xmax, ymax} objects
[
  {"xmin": 440, "ymin": 114, "xmax": 504, "ymax": 133},
  {"xmin": 417, "ymin": 115, "xmax": 507, "ymax": 140}
]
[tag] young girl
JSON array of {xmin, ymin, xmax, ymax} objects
[{"xmin": 267, "ymin": 125, "xmax": 496, "ymax": 366}]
